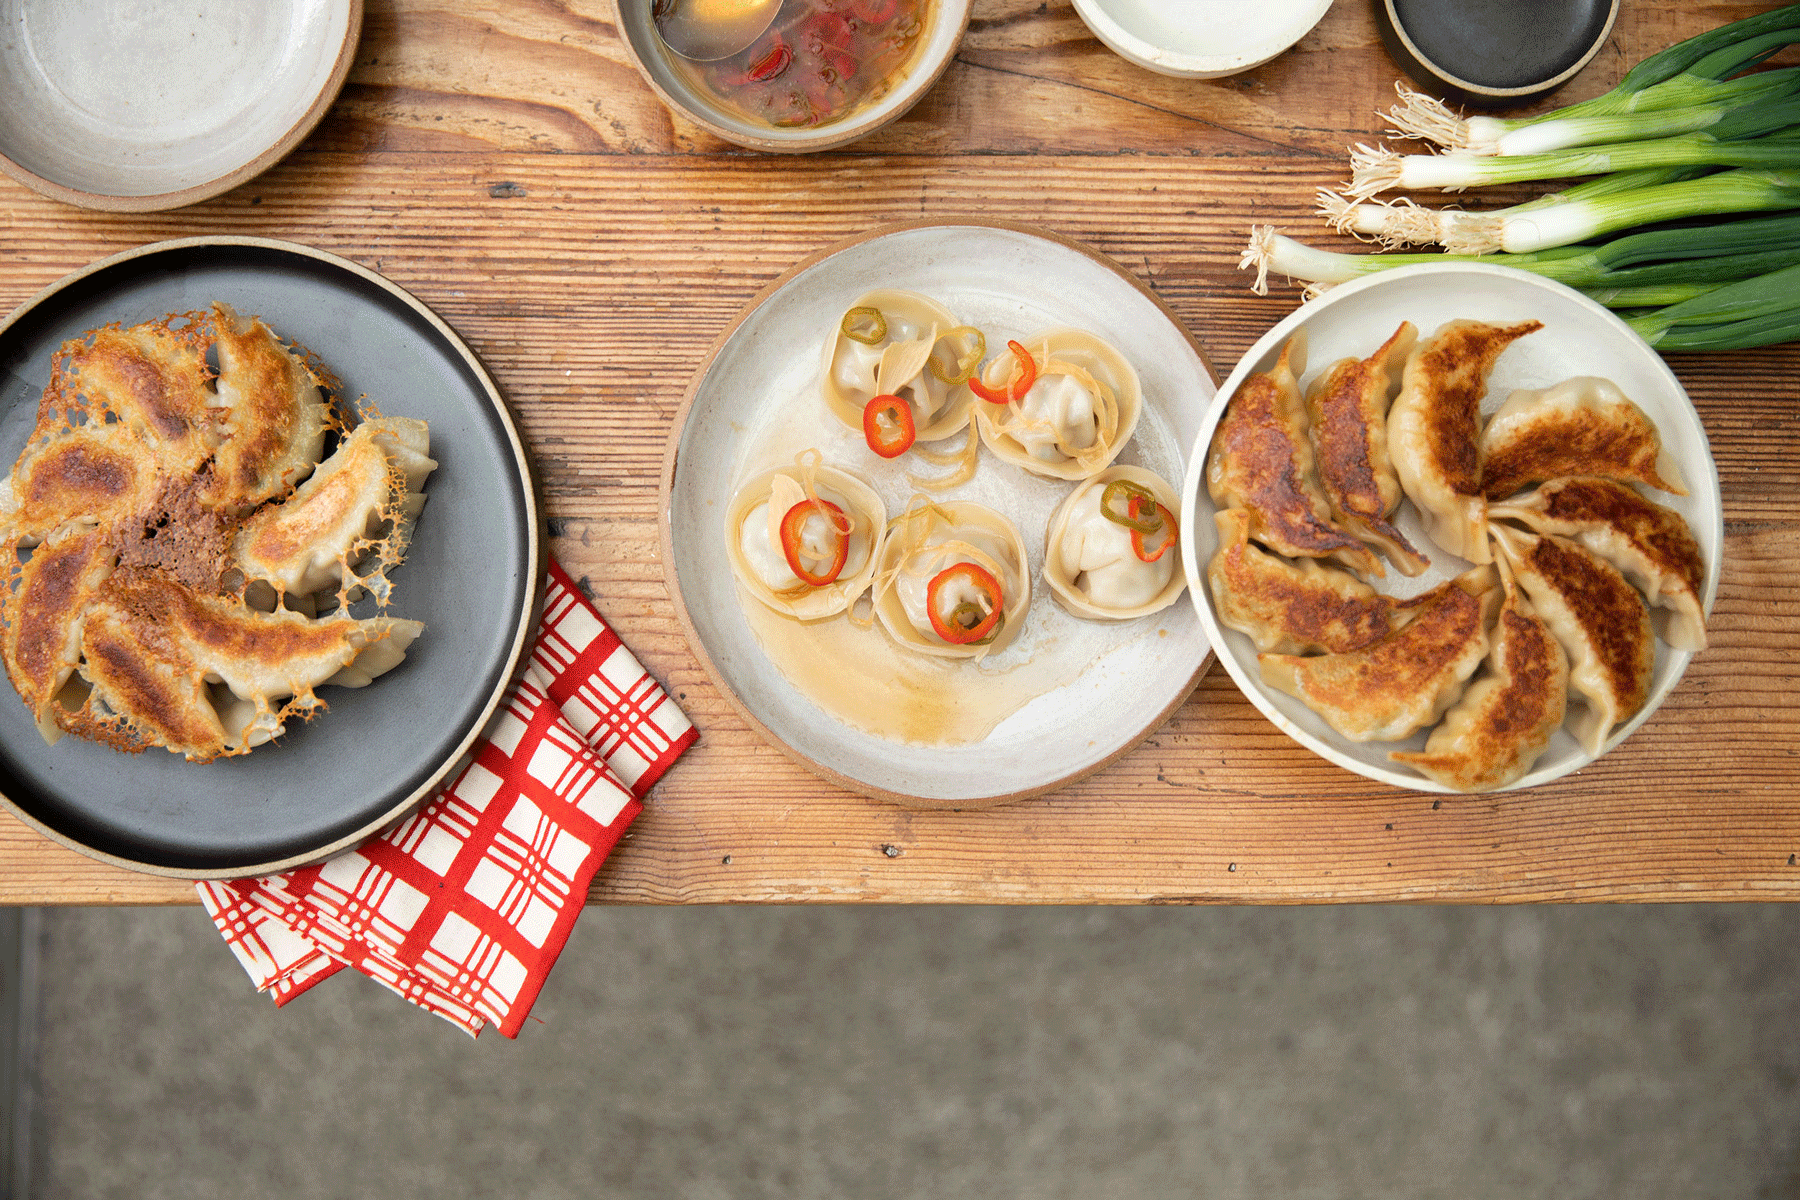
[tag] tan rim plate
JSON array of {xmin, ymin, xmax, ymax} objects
[
  {"xmin": 0, "ymin": 0, "xmax": 362, "ymax": 211},
  {"xmin": 660, "ymin": 220, "xmax": 1215, "ymax": 808}
]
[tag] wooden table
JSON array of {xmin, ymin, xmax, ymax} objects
[{"xmin": 1, "ymin": 1, "xmax": 1795, "ymax": 905}]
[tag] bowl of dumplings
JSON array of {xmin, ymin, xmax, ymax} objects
[{"xmin": 1180, "ymin": 262, "xmax": 1723, "ymax": 794}]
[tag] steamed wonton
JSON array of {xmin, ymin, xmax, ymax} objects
[
  {"xmin": 821, "ymin": 290, "xmax": 983, "ymax": 446},
  {"xmin": 974, "ymin": 328, "xmax": 1141, "ymax": 481},
  {"xmin": 1043, "ymin": 466, "xmax": 1184, "ymax": 621},
  {"xmin": 872, "ymin": 500, "xmax": 1029, "ymax": 659},
  {"xmin": 726, "ymin": 456, "xmax": 886, "ymax": 621}
]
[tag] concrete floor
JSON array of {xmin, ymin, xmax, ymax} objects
[{"xmin": 12, "ymin": 903, "xmax": 1800, "ymax": 1199}]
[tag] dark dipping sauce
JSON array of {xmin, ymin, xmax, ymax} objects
[{"xmin": 665, "ymin": 0, "xmax": 932, "ymax": 130}]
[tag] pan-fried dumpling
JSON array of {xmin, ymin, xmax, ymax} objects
[
  {"xmin": 202, "ymin": 304, "xmax": 331, "ymax": 511},
  {"xmin": 1489, "ymin": 476, "xmax": 1707, "ymax": 651},
  {"xmin": 1305, "ymin": 321, "xmax": 1431, "ymax": 576},
  {"xmin": 1387, "ymin": 319, "xmax": 1541, "ymax": 563},
  {"xmin": 0, "ymin": 526, "xmax": 116, "ymax": 743},
  {"xmin": 1259, "ymin": 565, "xmax": 1501, "ymax": 742},
  {"xmin": 872, "ymin": 500, "xmax": 1029, "ymax": 659},
  {"xmin": 1389, "ymin": 574, "xmax": 1568, "ymax": 792},
  {"xmin": 53, "ymin": 317, "xmax": 217, "ymax": 475},
  {"xmin": 821, "ymin": 290, "xmax": 983, "ymax": 446},
  {"xmin": 235, "ymin": 418, "xmax": 436, "ymax": 602},
  {"xmin": 726, "ymin": 455, "xmax": 886, "ymax": 621},
  {"xmin": 1479, "ymin": 376, "xmax": 1686, "ymax": 501},
  {"xmin": 1209, "ymin": 507, "xmax": 1422, "ymax": 655},
  {"xmin": 1490, "ymin": 524, "xmax": 1653, "ymax": 757},
  {"xmin": 974, "ymin": 329, "xmax": 1142, "ymax": 481},
  {"xmin": 0, "ymin": 422, "xmax": 163, "ymax": 547},
  {"xmin": 1208, "ymin": 335, "xmax": 1383, "ymax": 578},
  {"xmin": 1043, "ymin": 466, "xmax": 1184, "ymax": 620},
  {"xmin": 70, "ymin": 575, "xmax": 421, "ymax": 760}
]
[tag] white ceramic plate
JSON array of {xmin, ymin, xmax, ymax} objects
[
  {"xmin": 661, "ymin": 221, "xmax": 1215, "ymax": 807},
  {"xmin": 1178, "ymin": 263, "xmax": 1723, "ymax": 794},
  {"xmin": 1072, "ymin": 0, "xmax": 1331, "ymax": 79},
  {"xmin": 0, "ymin": 0, "xmax": 361, "ymax": 211}
]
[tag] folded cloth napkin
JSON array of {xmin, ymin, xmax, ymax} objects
[{"xmin": 197, "ymin": 561, "xmax": 696, "ymax": 1037}]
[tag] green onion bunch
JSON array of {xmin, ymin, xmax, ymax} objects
[{"xmin": 1245, "ymin": 4, "xmax": 1800, "ymax": 352}]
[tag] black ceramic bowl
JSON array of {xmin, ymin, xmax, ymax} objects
[{"xmin": 1375, "ymin": 0, "xmax": 1620, "ymax": 109}]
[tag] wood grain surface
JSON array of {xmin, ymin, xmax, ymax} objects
[{"xmin": 1, "ymin": 1, "xmax": 1796, "ymax": 904}]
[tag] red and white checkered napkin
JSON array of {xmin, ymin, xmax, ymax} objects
[{"xmin": 196, "ymin": 560, "xmax": 696, "ymax": 1037}]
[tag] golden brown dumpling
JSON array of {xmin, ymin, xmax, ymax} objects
[
  {"xmin": 1208, "ymin": 335, "xmax": 1383, "ymax": 579},
  {"xmin": 1304, "ymin": 321, "xmax": 1431, "ymax": 576},
  {"xmin": 1479, "ymin": 376, "xmax": 1687, "ymax": 501},
  {"xmin": 1387, "ymin": 319, "xmax": 1541, "ymax": 563},
  {"xmin": 1389, "ymin": 578, "xmax": 1568, "ymax": 792},
  {"xmin": 1258, "ymin": 565, "xmax": 1501, "ymax": 742},
  {"xmin": 1490, "ymin": 525, "xmax": 1654, "ymax": 757},
  {"xmin": 1490, "ymin": 476, "xmax": 1706, "ymax": 651},
  {"xmin": 1208, "ymin": 507, "xmax": 1421, "ymax": 656}
]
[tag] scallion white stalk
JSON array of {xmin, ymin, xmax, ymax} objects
[
  {"xmin": 1441, "ymin": 168, "xmax": 1800, "ymax": 255},
  {"xmin": 1349, "ymin": 130, "xmax": 1800, "ymax": 200}
]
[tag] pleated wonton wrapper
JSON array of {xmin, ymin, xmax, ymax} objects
[
  {"xmin": 821, "ymin": 289, "xmax": 983, "ymax": 445},
  {"xmin": 1489, "ymin": 524, "xmax": 1654, "ymax": 758},
  {"xmin": 1479, "ymin": 376, "xmax": 1687, "ymax": 502},
  {"xmin": 1303, "ymin": 320, "xmax": 1431, "ymax": 577},
  {"xmin": 1389, "ymin": 561, "xmax": 1569, "ymax": 793},
  {"xmin": 872, "ymin": 499, "xmax": 1029, "ymax": 659},
  {"xmin": 1489, "ymin": 476, "xmax": 1707, "ymax": 651},
  {"xmin": 725, "ymin": 456, "xmax": 887, "ymax": 621},
  {"xmin": 1386, "ymin": 318, "xmax": 1541, "ymax": 563},
  {"xmin": 1043, "ymin": 465, "xmax": 1185, "ymax": 621},
  {"xmin": 1207, "ymin": 333, "xmax": 1383, "ymax": 579},
  {"xmin": 1258, "ymin": 564, "xmax": 1501, "ymax": 743},
  {"xmin": 1208, "ymin": 506, "xmax": 1423, "ymax": 656},
  {"xmin": 974, "ymin": 328, "xmax": 1142, "ymax": 482}
]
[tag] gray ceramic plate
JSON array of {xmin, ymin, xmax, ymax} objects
[
  {"xmin": 0, "ymin": 237, "xmax": 541, "ymax": 877},
  {"xmin": 661, "ymin": 221, "xmax": 1214, "ymax": 808}
]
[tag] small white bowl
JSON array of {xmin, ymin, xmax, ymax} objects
[
  {"xmin": 1072, "ymin": 0, "xmax": 1331, "ymax": 79},
  {"xmin": 1179, "ymin": 263, "xmax": 1723, "ymax": 794},
  {"xmin": 617, "ymin": 0, "xmax": 971, "ymax": 153}
]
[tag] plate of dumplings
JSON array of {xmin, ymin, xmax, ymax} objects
[{"xmin": 1179, "ymin": 263, "xmax": 1722, "ymax": 794}]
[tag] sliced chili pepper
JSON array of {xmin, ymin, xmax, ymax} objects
[
  {"xmin": 862, "ymin": 394, "xmax": 916, "ymax": 459},
  {"xmin": 841, "ymin": 306, "xmax": 887, "ymax": 345},
  {"xmin": 968, "ymin": 340, "xmax": 1038, "ymax": 404},
  {"xmin": 744, "ymin": 37, "xmax": 793, "ymax": 82},
  {"xmin": 779, "ymin": 499, "xmax": 851, "ymax": 587},
  {"xmin": 1129, "ymin": 498, "xmax": 1178, "ymax": 563},
  {"xmin": 925, "ymin": 561, "xmax": 1003, "ymax": 645},
  {"xmin": 927, "ymin": 326, "xmax": 986, "ymax": 385},
  {"xmin": 1100, "ymin": 479, "xmax": 1161, "ymax": 532}
]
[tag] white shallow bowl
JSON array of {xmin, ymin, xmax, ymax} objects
[
  {"xmin": 662, "ymin": 221, "xmax": 1216, "ymax": 807},
  {"xmin": 0, "ymin": 0, "xmax": 361, "ymax": 211},
  {"xmin": 1178, "ymin": 263, "xmax": 1723, "ymax": 794},
  {"xmin": 1072, "ymin": 0, "xmax": 1331, "ymax": 79}
]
